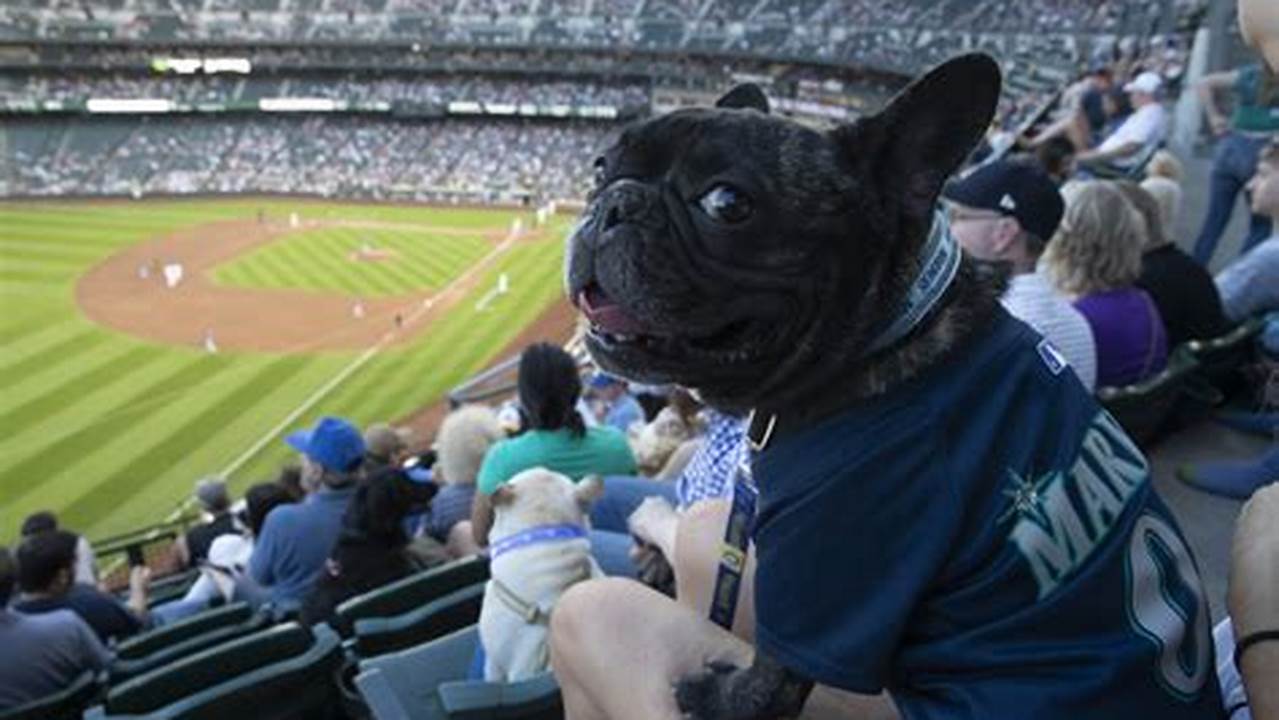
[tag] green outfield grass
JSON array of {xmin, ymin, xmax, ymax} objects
[
  {"xmin": 212, "ymin": 224, "xmax": 491, "ymax": 297},
  {"xmin": 0, "ymin": 199, "xmax": 569, "ymax": 542}
]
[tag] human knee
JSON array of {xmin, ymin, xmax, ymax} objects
[{"xmin": 551, "ymin": 578, "xmax": 631, "ymax": 652}]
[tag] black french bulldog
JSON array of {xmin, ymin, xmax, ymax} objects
[{"xmin": 566, "ymin": 54, "xmax": 1003, "ymax": 719}]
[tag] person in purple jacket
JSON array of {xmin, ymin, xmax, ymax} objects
[{"xmin": 1043, "ymin": 180, "xmax": 1169, "ymax": 387}]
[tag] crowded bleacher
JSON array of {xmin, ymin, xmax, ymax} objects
[{"xmin": 3, "ymin": 0, "xmax": 1279, "ymax": 718}]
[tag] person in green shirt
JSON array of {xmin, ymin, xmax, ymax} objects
[
  {"xmin": 1193, "ymin": 61, "xmax": 1279, "ymax": 264},
  {"xmin": 470, "ymin": 342, "xmax": 637, "ymax": 548}
]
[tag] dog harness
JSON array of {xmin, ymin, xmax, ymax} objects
[
  {"xmin": 708, "ymin": 210, "xmax": 960, "ymax": 631},
  {"xmin": 488, "ymin": 523, "xmax": 592, "ymax": 625}
]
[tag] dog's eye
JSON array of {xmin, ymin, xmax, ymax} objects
[
  {"xmin": 593, "ymin": 156, "xmax": 607, "ymax": 188},
  {"xmin": 698, "ymin": 184, "xmax": 752, "ymax": 224}
]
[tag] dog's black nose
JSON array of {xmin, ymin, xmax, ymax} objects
[{"xmin": 599, "ymin": 180, "xmax": 652, "ymax": 232}]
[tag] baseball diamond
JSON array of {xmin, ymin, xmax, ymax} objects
[{"xmin": 0, "ymin": 199, "xmax": 572, "ymax": 541}]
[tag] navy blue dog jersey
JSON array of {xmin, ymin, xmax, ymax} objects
[{"xmin": 752, "ymin": 309, "xmax": 1222, "ymax": 719}]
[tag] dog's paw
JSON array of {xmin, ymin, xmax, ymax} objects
[{"xmin": 674, "ymin": 661, "xmax": 739, "ymax": 719}]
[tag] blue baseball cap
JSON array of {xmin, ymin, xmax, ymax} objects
[
  {"xmin": 588, "ymin": 372, "xmax": 625, "ymax": 389},
  {"xmin": 285, "ymin": 417, "xmax": 365, "ymax": 472}
]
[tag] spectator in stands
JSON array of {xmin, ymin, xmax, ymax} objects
[
  {"xmin": 249, "ymin": 416, "xmax": 364, "ymax": 609},
  {"xmin": 470, "ymin": 343, "xmax": 637, "ymax": 574},
  {"xmin": 13, "ymin": 530, "xmax": 148, "ymax": 643},
  {"xmin": 175, "ymin": 477, "xmax": 236, "ymax": 568},
  {"xmin": 0, "ymin": 546, "xmax": 111, "ymax": 711},
  {"xmin": 426, "ymin": 404, "xmax": 504, "ymax": 558},
  {"xmin": 586, "ymin": 372, "xmax": 645, "ymax": 433},
  {"xmin": 1076, "ymin": 72, "xmax": 1168, "ymax": 172},
  {"xmin": 1034, "ymin": 137, "xmax": 1078, "ymax": 185},
  {"xmin": 363, "ymin": 423, "xmax": 413, "ymax": 475},
  {"xmin": 1115, "ymin": 181, "xmax": 1230, "ymax": 346},
  {"xmin": 19, "ymin": 512, "xmax": 96, "ymax": 586},
  {"xmin": 628, "ymin": 388, "xmax": 702, "ymax": 478},
  {"xmin": 1191, "ymin": 61, "xmax": 1279, "ymax": 265},
  {"xmin": 1026, "ymin": 65, "xmax": 1115, "ymax": 152},
  {"xmin": 182, "ymin": 482, "xmax": 297, "ymax": 607},
  {"xmin": 1215, "ymin": 140, "xmax": 1279, "ymax": 329},
  {"xmin": 1141, "ymin": 149, "xmax": 1185, "ymax": 234},
  {"xmin": 1179, "ymin": 139, "xmax": 1279, "ymax": 497},
  {"xmin": 274, "ymin": 464, "xmax": 306, "ymax": 502},
  {"xmin": 943, "ymin": 160, "xmax": 1098, "ymax": 390},
  {"xmin": 1043, "ymin": 180, "xmax": 1169, "ymax": 387}
]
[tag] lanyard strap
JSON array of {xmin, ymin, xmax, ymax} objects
[{"xmin": 709, "ymin": 459, "xmax": 759, "ymax": 630}]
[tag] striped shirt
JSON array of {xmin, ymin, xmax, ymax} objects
[{"xmin": 1001, "ymin": 272, "xmax": 1098, "ymax": 391}]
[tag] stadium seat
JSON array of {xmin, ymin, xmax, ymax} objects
[
  {"xmin": 86, "ymin": 622, "xmax": 343, "ymax": 719},
  {"xmin": 356, "ymin": 626, "xmax": 563, "ymax": 720},
  {"xmin": 352, "ymin": 582, "xmax": 485, "ymax": 659},
  {"xmin": 143, "ymin": 569, "xmax": 202, "ymax": 609},
  {"xmin": 333, "ymin": 556, "xmax": 489, "ymax": 638},
  {"xmin": 1183, "ymin": 316, "xmax": 1266, "ymax": 395},
  {"xmin": 116, "ymin": 602, "xmax": 253, "ymax": 660},
  {"xmin": 109, "ymin": 603, "xmax": 272, "ymax": 683},
  {"xmin": 1098, "ymin": 350, "xmax": 1201, "ymax": 446},
  {"xmin": 0, "ymin": 670, "xmax": 98, "ymax": 720}
]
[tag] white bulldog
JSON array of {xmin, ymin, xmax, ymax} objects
[{"xmin": 480, "ymin": 468, "xmax": 604, "ymax": 682}]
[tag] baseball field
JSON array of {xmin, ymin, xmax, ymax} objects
[{"xmin": 0, "ymin": 199, "xmax": 574, "ymax": 542}]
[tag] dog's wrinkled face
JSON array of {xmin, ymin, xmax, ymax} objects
[{"xmin": 567, "ymin": 55, "xmax": 1001, "ymax": 413}]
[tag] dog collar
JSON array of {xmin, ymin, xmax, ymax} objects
[
  {"xmin": 863, "ymin": 209, "xmax": 962, "ymax": 357},
  {"xmin": 488, "ymin": 523, "xmax": 589, "ymax": 561}
]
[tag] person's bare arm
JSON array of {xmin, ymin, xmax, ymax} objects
[
  {"xmin": 1229, "ymin": 484, "xmax": 1279, "ymax": 720},
  {"xmin": 1076, "ymin": 140, "xmax": 1141, "ymax": 163},
  {"xmin": 1196, "ymin": 70, "xmax": 1241, "ymax": 136},
  {"xmin": 126, "ymin": 565, "xmax": 151, "ymax": 619},
  {"xmin": 470, "ymin": 489, "xmax": 494, "ymax": 547}
]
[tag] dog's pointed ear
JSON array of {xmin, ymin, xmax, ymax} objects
[
  {"xmin": 574, "ymin": 475, "xmax": 605, "ymax": 509},
  {"xmin": 833, "ymin": 53, "xmax": 1001, "ymax": 222},
  {"xmin": 716, "ymin": 84, "xmax": 770, "ymax": 114},
  {"xmin": 491, "ymin": 484, "xmax": 517, "ymax": 508}
]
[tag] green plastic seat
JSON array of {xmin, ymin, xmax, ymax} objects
[
  {"xmin": 92, "ymin": 622, "xmax": 337, "ymax": 718},
  {"xmin": 333, "ymin": 556, "xmax": 489, "ymax": 638},
  {"xmin": 110, "ymin": 605, "xmax": 271, "ymax": 684},
  {"xmin": 0, "ymin": 670, "xmax": 98, "ymax": 720},
  {"xmin": 1098, "ymin": 350, "xmax": 1200, "ymax": 446},
  {"xmin": 352, "ymin": 582, "xmax": 485, "ymax": 659},
  {"xmin": 1183, "ymin": 316, "xmax": 1266, "ymax": 392},
  {"xmin": 355, "ymin": 626, "xmax": 562, "ymax": 720},
  {"xmin": 116, "ymin": 603, "xmax": 253, "ymax": 660}
]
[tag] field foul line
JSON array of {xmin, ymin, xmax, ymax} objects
[{"xmin": 101, "ymin": 224, "xmax": 526, "ymax": 574}]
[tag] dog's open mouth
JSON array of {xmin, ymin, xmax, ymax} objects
[{"xmin": 577, "ymin": 282, "xmax": 758, "ymax": 361}]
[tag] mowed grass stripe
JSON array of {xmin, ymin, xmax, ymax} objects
[
  {"xmin": 0, "ymin": 345, "xmax": 168, "ymax": 455},
  {"xmin": 58, "ymin": 356, "xmax": 305, "ymax": 530},
  {"xmin": 0, "ymin": 354, "xmax": 237, "ymax": 508},
  {"xmin": 0, "ymin": 312, "xmax": 76, "ymax": 349},
  {"xmin": 0, "ymin": 241, "xmax": 111, "ymax": 262},
  {"xmin": 0, "ymin": 330, "xmax": 112, "ymax": 394}
]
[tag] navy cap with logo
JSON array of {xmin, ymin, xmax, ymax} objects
[
  {"xmin": 943, "ymin": 160, "xmax": 1065, "ymax": 242},
  {"xmin": 285, "ymin": 416, "xmax": 365, "ymax": 473}
]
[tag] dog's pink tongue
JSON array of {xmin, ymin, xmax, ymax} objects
[{"xmin": 578, "ymin": 286, "xmax": 647, "ymax": 335}]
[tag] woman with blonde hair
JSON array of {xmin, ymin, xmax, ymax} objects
[
  {"xmin": 1043, "ymin": 180, "xmax": 1169, "ymax": 386},
  {"xmin": 429, "ymin": 404, "xmax": 505, "ymax": 557}
]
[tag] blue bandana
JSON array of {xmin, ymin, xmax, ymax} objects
[{"xmin": 488, "ymin": 523, "xmax": 589, "ymax": 561}]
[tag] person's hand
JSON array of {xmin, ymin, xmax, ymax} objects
[
  {"xmin": 1208, "ymin": 112, "xmax": 1230, "ymax": 136},
  {"xmin": 627, "ymin": 496, "xmax": 676, "ymax": 548},
  {"xmin": 129, "ymin": 565, "xmax": 152, "ymax": 593}
]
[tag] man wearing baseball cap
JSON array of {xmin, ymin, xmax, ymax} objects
[
  {"xmin": 1077, "ymin": 71, "xmax": 1169, "ymax": 170},
  {"xmin": 249, "ymin": 416, "xmax": 364, "ymax": 607},
  {"xmin": 944, "ymin": 160, "xmax": 1097, "ymax": 390}
]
